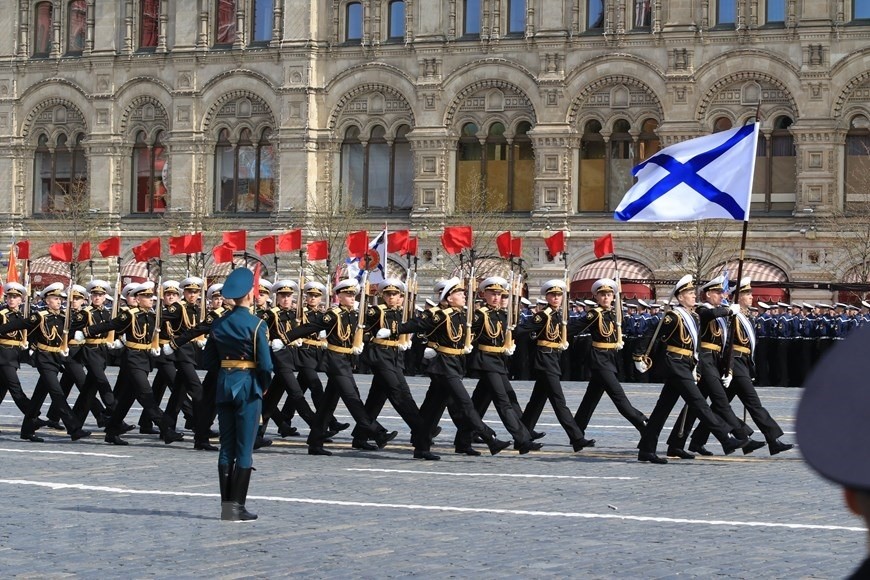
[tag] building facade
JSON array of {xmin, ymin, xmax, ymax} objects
[{"xmin": 1, "ymin": 1, "xmax": 869, "ymax": 300}]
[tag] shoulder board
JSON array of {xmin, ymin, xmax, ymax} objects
[
  {"xmin": 37, "ymin": 310, "xmax": 48, "ymax": 318},
  {"xmin": 543, "ymin": 307, "xmax": 554, "ymax": 315},
  {"xmin": 441, "ymin": 307, "xmax": 454, "ymax": 316},
  {"xmin": 0, "ymin": 308, "xmax": 7, "ymax": 316},
  {"xmin": 330, "ymin": 306, "xmax": 342, "ymax": 315},
  {"xmin": 84, "ymin": 305, "xmax": 94, "ymax": 311},
  {"xmin": 128, "ymin": 308, "xmax": 140, "ymax": 314},
  {"xmin": 270, "ymin": 306, "xmax": 281, "ymax": 314},
  {"xmin": 377, "ymin": 304, "xmax": 387, "ymax": 312},
  {"xmin": 479, "ymin": 306, "xmax": 490, "ymax": 313}
]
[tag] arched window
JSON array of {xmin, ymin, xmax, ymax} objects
[
  {"xmin": 346, "ymin": 2, "xmax": 363, "ymax": 41},
  {"xmin": 634, "ymin": 0, "xmax": 651, "ymax": 28},
  {"xmin": 609, "ymin": 119, "xmax": 634, "ymax": 210},
  {"xmin": 67, "ymin": 0, "xmax": 87, "ymax": 55},
  {"xmin": 579, "ymin": 120, "xmax": 605, "ymax": 211},
  {"xmin": 464, "ymin": 0, "xmax": 481, "ymax": 35},
  {"xmin": 638, "ymin": 118, "xmax": 660, "ymax": 162},
  {"xmin": 713, "ymin": 116, "xmax": 733, "ymax": 133},
  {"xmin": 457, "ymin": 122, "xmax": 482, "ymax": 211},
  {"xmin": 587, "ymin": 0, "xmax": 604, "ymax": 30},
  {"xmin": 752, "ymin": 116, "xmax": 796, "ymax": 213},
  {"xmin": 511, "ymin": 121, "xmax": 534, "ymax": 211},
  {"xmin": 132, "ymin": 131, "xmax": 168, "ymax": 214},
  {"xmin": 34, "ymin": 2, "xmax": 53, "ymax": 57},
  {"xmin": 388, "ymin": 1, "xmax": 405, "ymax": 40},
  {"xmin": 507, "ymin": 0, "xmax": 525, "ymax": 34},
  {"xmin": 341, "ymin": 124, "xmax": 414, "ymax": 211},
  {"xmin": 34, "ymin": 133, "xmax": 88, "ymax": 214},
  {"xmin": 140, "ymin": 0, "xmax": 160, "ymax": 49},
  {"xmin": 215, "ymin": 0, "xmax": 237, "ymax": 45},
  {"xmin": 845, "ymin": 115, "xmax": 870, "ymax": 202},
  {"xmin": 215, "ymin": 128, "xmax": 275, "ymax": 213},
  {"xmin": 252, "ymin": 0, "xmax": 274, "ymax": 43},
  {"xmin": 484, "ymin": 123, "xmax": 509, "ymax": 211}
]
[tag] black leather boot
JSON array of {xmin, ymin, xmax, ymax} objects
[
  {"xmin": 228, "ymin": 467, "xmax": 257, "ymax": 522},
  {"xmin": 219, "ymin": 463, "xmax": 234, "ymax": 521}
]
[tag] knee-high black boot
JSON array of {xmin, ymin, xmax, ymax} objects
[
  {"xmin": 219, "ymin": 463, "xmax": 234, "ymax": 520},
  {"xmin": 228, "ymin": 466, "xmax": 257, "ymax": 522}
]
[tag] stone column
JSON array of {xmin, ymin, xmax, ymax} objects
[
  {"xmin": 528, "ymin": 124, "xmax": 574, "ymax": 227},
  {"xmin": 790, "ymin": 121, "xmax": 841, "ymax": 215},
  {"xmin": 407, "ymin": 127, "xmax": 452, "ymax": 223}
]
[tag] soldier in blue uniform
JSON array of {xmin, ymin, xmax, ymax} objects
[{"xmin": 203, "ymin": 267, "xmax": 272, "ymax": 522}]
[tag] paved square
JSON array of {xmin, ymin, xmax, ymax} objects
[{"xmin": 0, "ymin": 367, "xmax": 863, "ymax": 578}]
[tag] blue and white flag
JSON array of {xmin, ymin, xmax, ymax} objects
[
  {"xmin": 614, "ymin": 123, "xmax": 760, "ymax": 222},
  {"xmin": 345, "ymin": 229, "xmax": 387, "ymax": 284}
]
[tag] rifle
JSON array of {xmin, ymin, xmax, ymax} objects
[
  {"xmin": 352, "ymin": 269, "xmax": 370, "ymax": 351},
  {"xmin": 106, "ymin": 258, "xmax": 122, "ymax": 343},
  {"xmin": 612, "ymin": 254, "xmax": 624, "ymax": 346},
  {"xmin": 560, "ymin": 252, "xmax": 570, "ymax": 348},
  {"xmin": 463, "ymin": 249, "xmax": 477, "ymax": 351},
  {"xmin": 399, "ymin": 256, "xmax": 416, "ymax": 348},
  {"xmin": 60, "ymin": 264, "xmax": 75, "ymax": 352},
  {"xmin": 22, "ymin": 257, "xmax": 30, "ymax": 344},
  {"xmin": 296, "ymin": 250, "xmax": 305, "ymax": 322},
  {"xmin": 504, "ymin": 269, "xmax": 516, "ymax": 351},
  {"xmin": 150, "ymin": 260, "xmax": 163, "ymax": 350}
]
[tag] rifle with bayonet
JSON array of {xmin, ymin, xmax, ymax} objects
[{"xmin": 150, "ymin": 260, "xmax": 163, "ymax": 351}]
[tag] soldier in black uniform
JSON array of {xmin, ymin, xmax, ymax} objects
[
  {"xmin": 689, "ymin": 278, "xmax": 794, "ymax": 457},
  {"xmin": 573, "ymin": 278, "xmax": 648, "ymax": 445},
  {"xmin": 139, "ymin": 280, "xmax": 181, "ymax": 434},
  {"xmin": 0, "ymin": 282, "xmax": 44, "ymax": 435},
  {"xmin": 283, "ymin": 278, "xmax": 392, "ymax": 456},
  {"xmin": 352, "ymin": 278, "xmax": 439, "ymax": 459},
  {"xmin": 395, "ymin": 277, "xmax": 511, "ymax": 457},
  {"xmin": 634, "ymin": 275, "xmax": 749, "ymax": 464},
  {"xmin": 518, "ymin": 280, "xmax": 594, "ymax": 451},
  {"xmin": 453, "ymin": 276, "xmax": 542, "ymax": 454},
  {"xmin": 263, "ymin": 280, "xmax": 320, "ymax": 437},
  {"xmin": 83, "ymin": 282, "xmax": 182, "ymax": 445},
  {"xmin": 0, "ymin": 282, "xmax": 90, "ymax": 442},
  {"xmin": 663, "ymin": 276, "xmax": 760, "ymax": 458}
]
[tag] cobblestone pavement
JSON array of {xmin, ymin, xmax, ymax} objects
[{"xmin": 0, "ymin": 367, "xmax": 863, "ymax": 578}]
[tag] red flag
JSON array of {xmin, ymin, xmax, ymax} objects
[
  {"xmin": 213, "ymin": 243, "xmax": 235, "ymax": 264},
  {"xmin": 169, "ymin": 233, "xmax": 203, "ymax": 255},
  {"xmin": 15, "ymin": 240, "xmax": 30, "ymax": 260},
  {"xmin": 77, "ymin": 241, "xmax": 91, "ymax": 262},
  {"xmin": 253, "ymin": 262, "xmax": 262, "ymax": 296},
  {"xmin": 307, "ymin": 240, "xmax": 328, "ymax": 261},
  {"xmin": 387, "ymin": 230, "xmax": 410, "ymax": 254},
  {"xmin": 441, "ymin": 226, "xmax": 473, "ymax": 255},
  {"xmin": 496, "ymin": 231, "xmax": 513, "ymax": 259},
  {"xmin": 593, "ymin": 233, "xmax": 614, "ymax": 259},
  {"xmin": 278, "ymin": 230, "xmax": 302, "ymax": 252},
  {"xmin": 131, "ymin": 237, "xmax": 162, "ymax": 262},
  {"xmin": 345, "ymin": 230, "xmax": 369, "ymax": 259},
  {"xmin": 511, "ymin": 237, "xmax": 523, "ymax": 258},
  {"xmin": 49, "ymin": 242, "xmax": 74, "ymax": 262},
  {"xmin": 97, "ymin": 236, "xmax": 121, "ymax": 258},
  {"xmin": 407, "ymin": 237, "xmax": 418, "ymax": 257},
  {"xmin": 544, "ymin": 231, "xmax": 565, "ymax": 257},
  {"xmin": 222, "ymin": 230, "xmax": 247, "ymax": 251},
  {"xmin": 254, "ymin": 236, "xmax": 277, "ymax": 256},
  {"xmin": 6, "ymin": 245, "xmax": 19, "ymax": 283}
]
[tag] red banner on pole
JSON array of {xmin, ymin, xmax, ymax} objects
[
  {"xmin": 254, "ymin": 236, "xmax": 277, "ymax": 256},
  {"xmin": 213, "ymin": 243, "xmax": 235, "ymax": 264},
  {"xmin": 307, "ymin": 240, "xmax": 328, "ymax": 261},
  {"xmin": 387, "ymin": 230, "xmax": 410, "ymax": 254},
  {"xmin": 593, "ymin": 233, "xmax": 614, "ymax": 259},
  {"xmin": 544, "ymin": 231, "xmax": 565, "ymax": 257},
  {"xmin": 222, "ymin": 230, "xmax": 247, "ymax": 251},
  {"xmin": 345, "ymin": 230, "xmax": 369, "ymax": 259},
  {"xmin": 440, "ymin": 226, "xmax": 473, "ymax": 255},
  {"xmin": 169, "ymin": 233, "xmax": 203, "ymax": 255},
  {"xmin": 131, "ymin": 238, "xmax": 162, "ymax": 262},
  {"xmin": 278, "ymin": 230, "xmax": 302, "ymax": 252},
  {"xmin": 77, "ymin": 241, "xmax": 91, "ymax": 262},
  {"xmin": 49, "ymin": 242, "xmax": 74, "ymax": 262},
  {"xmin": 97, "ymin": 236, "xmax": 121, "ymax": 258}
]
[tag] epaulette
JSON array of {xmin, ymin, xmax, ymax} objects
[
  {"xmin": 270, "ymin": 306, "xmax": 281, "ymax": 314},
  {"xmin": 0, "ymin": 308, "xmax": 8, "ymax": 316},
  {"xmin": 440, "ymin": 307, "xmax": 455, "ymax": 316},
  {"xmin": 128, "ymin": 307, "xmax": 140, "ymax": 314},
  {"xmin": 543, "ymin": 307, "xmax": 554, "ymax": 315},
  {"xmin": 330, "ymin": 306, "xmax": 342, "ymax": 315},
  {"xmin": 377, "ymin": 304, "xmax": 387, "ymax": 312}
]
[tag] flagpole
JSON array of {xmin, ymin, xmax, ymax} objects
[{"xmin": 611, "ymin": 250, "xmax": 624, "ymax": 347}]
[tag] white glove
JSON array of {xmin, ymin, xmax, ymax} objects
[
  {"xmin": 271, "ymin": 338, "xmax": 285, "ymax": 352},
  {"xmin": 318, "ymin": 340, "xmax": 327, "ymax": 349},
  {"xmin": 721, "ymin": 373, "xmax": 733, "ymax": 389},
  {"xmin": 634, "ymin": 360, "xmax": 649, "ymax": 374},
  {"xmin": 376, "ymin": 328, "xmax": 392, "ymax": 339},
  {"xmin": 729, "ymin": 304, "xmax": 741, "ymax": 315},
  {"xmin": 351, "ymin": 345, "xmax": 364, "ymax": 355},
  {"xmin": 162, "ymin": 343, "xmax": 174, "ymax": 356},
  {"xmin": 292, "ymin": 338, "xmax": 303, "ymax": 347},
  {"xmin": 559, "ymin": 342, "xmax": 570, "ymax": 351},
  {"xmin": 150, "ymin": 348, "xmax": 161, "ymax": 356},
  {"xmin": 318, "ymin": 330, "xmax": 327, "ymax": 339},
  {"xmin": 195, "ymin": 338, "xmax": 207, "ymax": 350},
  {"xmin": 120, "ymin": 335, "xmax": 127, "ymax": 345},
  {"xmin": 616, "ymin": 340, "xmax": 624, "ymax": 351},
  {"xmin": 73, "ymin": 331, "xmax": 85, "ymax": 342},
  {"xmin": 423, "ymin": 347, "xmax": 437, "ymax": 360},
  {"xmin": 463, "ymin": 345, "xmax": 473, "ymax": 354},
  {"xmin": 112, "ymin": 339, "xmax": 123, "ymax": 350},
  {"xmin": 399, "ymin": 341, "xmax": 412, "ymax": 351},
  {"xmin": 20, "ymin": 341, "xmax": 28, "ymax": 350},
  {"xmin": 504, "ymin": 344, "xmax": 516, "ymax": 356},
  {"xmin": 60, "ymin": 349, "xmax": 69, "ymax": 358}
]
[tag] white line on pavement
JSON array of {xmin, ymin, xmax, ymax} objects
[
  {"xmin": 0, "ymin": 448, "xmax": 132, "ymax": 458},
  {"xmin": 0, "ymin": 478, "xmax": 864, "ymax": 532},
  {"xmin": 345, "ymin": 468, "xmax": 637, "ymax": 480}
]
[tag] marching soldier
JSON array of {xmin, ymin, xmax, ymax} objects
[
  {"xmin": 204, "ymin": 267, "xmax": 272, "ymax": 522},
  {"xmin": 518, "ymin": 280, "xmax": 594, "ymax": 451},
  {"xmin": 689, "ymin": 278, "xmax": 794, "ymax": 457},
  {"xmin": 0, "ymin": 282, "xmax": 45, "ymax": 435},
  {"xmin": 81, "ymin": 282, "xmax": 182, "ymax": 445},
  {"xmin": 356, "ymin": 278, "xmax": 440, "ymax": 459},
  {"xmin": 282, "ymin": 278, "xmax": 392, "ymax": 456},
  {"xmin": 140, "ymin": 280, "xmax": 181, "ymax": 434},
  {"xmin": 573, "ymin": 278, "xmax": 648, "ymax": 445},
  {"xmin": 633, "ymin": 275, "xmax": 750, "ymax": 464},
  {"xmin": 0, "ymin": 282, "xmax": 91, "ymax": 442}
]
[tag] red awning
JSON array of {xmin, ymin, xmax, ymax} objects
[{"xmin": 29, "ymin": 256, "xmax": 71, "ymax": 289}]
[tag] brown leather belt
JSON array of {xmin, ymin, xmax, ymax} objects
[{"xmin": 221, "ymin": 360, "xmax": 256, "ymax": 369}]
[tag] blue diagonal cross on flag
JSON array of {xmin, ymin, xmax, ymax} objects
[{"xmin": 614, "ymin": 123, "xmax": 760, "ymax": 222}]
